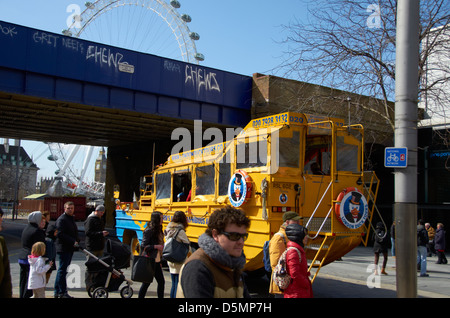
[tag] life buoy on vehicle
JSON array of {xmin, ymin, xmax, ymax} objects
[
  {"xmin": 228, "ymin": 170, "xmax": 253, "ymax": 207},
  {"xmin": 334, "ymin": 187, "xmax": 369, "ymax": 229}
]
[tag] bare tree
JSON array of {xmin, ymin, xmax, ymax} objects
[{"xmin": 275, "ymin": 0, "xmax": 449, "ymax": 141}]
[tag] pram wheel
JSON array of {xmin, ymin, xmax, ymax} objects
[
  {"xmin": 92, "ymin": 287, "xmax": 109, "ymax": 298},
  {"xmin": 87, "ymin": 286, "xmax": 95, "ymax": 298},
  {"xmin": 120, "ymin": 286, "xmax": 133, "ymax": 298}
]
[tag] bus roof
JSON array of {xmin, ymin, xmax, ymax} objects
[{"xmin": 166, "ymin": 112, "xmax": 345, "ymax": 166}]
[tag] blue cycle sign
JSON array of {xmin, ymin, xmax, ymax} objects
[{"xmin": 385, "ymin": 147, "xmax": 408, "ymax": 168}]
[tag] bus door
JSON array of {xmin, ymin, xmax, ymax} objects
[
  {"xmin": 302, "ymin": 121, "xmax": 333, "ymax": 229},
  {"xmin": 273, "ymin": 127, "xmax": 303, "ymax": 216},
  {"xmin": 335, "ymin": 125, "xmax": 363, "ymax": 176},
  {"xmin": 172, "ymin": 167, "xmax": 192, "ymax": 202}
]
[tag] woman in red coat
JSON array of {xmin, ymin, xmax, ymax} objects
[{"xmin": 284, "ymin": 223, "xmax": 313, "ymax": 298}]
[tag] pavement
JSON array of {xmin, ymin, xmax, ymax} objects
[
  {"xmin": 2, "ymin": 216, "xmax": 450, "ymax": 299},
  {"xmin": 311, "ymin": 246, "xmax": 450, "ymax": 298}
]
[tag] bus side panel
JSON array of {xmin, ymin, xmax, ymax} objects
[{"xmin": 115, "ymin": 209, "xmax": 149, "ymax": 244}]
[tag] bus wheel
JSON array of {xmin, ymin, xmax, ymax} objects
[{"xmin": 130, "ymin": 236, "xmax": 141, "ymax": 256}]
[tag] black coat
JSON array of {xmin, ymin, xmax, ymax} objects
[
  {"xmin": 55, "ymin": 213, "xmax": 79, "ymax": 253},
  {"xmin": 19, "ymin": 223, "xmax": 45, "ymax": 260},
  {"xmin": 373, "ymin": 224, "xmax": 391, "ymax": 253},
  {"xmin": 141, "ymin": 226, "xmax": 162, "ymax": 259},
  {"xmin": 417, "ymin": 225, "xmax": 429, "ymax": 247},
  {"xmin": 434, "ymin": 228, "xmax": 446, "ymax": 251},
  {"xmin": 84, "ymin": 214, "xmax": 106, "ymax": 251}
]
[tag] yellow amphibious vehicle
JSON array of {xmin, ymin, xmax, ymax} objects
[{"xmin": 115, "ymin": 112, "xmax": 379, "ymax": 281}]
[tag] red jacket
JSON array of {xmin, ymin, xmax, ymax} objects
[{"xmin": 284, "ymin": 241, "xmax": 313, "ymax": 298}]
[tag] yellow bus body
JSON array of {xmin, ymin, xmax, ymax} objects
[{"xmin": 115, "ymin": 112, "xmax": 378, "ymax": 273}]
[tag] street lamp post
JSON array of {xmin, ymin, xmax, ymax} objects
[{"xmin": 394, "ymin": 0, "xmax": 420, "ymax": 298}]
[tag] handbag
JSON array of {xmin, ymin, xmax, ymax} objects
[
  {"xmin": 162, "ymin": 228, "xmax": 190, "ymax": 263},
  {"xmin": 131, "ymin": 255, "xmax": 155, "ymax": 283}
]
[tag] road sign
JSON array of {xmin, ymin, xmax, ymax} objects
[{"xmin": 385, "ymin": 147, "xmax": 408, "ymax": 168}]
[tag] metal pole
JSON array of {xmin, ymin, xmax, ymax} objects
[{"xmin": 394, "ymin": 0, "xmax": 420, "ymax": 298}]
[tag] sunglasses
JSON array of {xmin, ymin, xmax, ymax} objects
[{"xmin": 221, "ymin": 231, "xmax": 249, "ymax": 242}]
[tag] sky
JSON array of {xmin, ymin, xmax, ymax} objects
[{"xmin": 0, "ymin": 0, "xmax": 310, "ymax": 182}]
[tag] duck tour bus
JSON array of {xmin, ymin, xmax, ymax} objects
[{"xmin": 115, "ymin": 112, "xmax": 380, "ymax": 282}]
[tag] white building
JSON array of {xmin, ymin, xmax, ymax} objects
[{"xmin": 419, "ymin": 25, "xmax": 450, "ymax": 130}]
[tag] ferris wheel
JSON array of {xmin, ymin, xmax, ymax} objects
[
  {"xmin": 50, "ymin": 1, "xmax": 204, "ymax": 197},
  {"xmin": 47, "ymin": 143, "xmax": 105, "ymax": 198},
  {"xmin": 62, "ymin": 0, "xmax": 205, "ymax": 63}
]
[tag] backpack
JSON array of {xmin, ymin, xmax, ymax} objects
[
  {"xmin": 263, "ymin": 232, "xmax": 286, "ymax": 272},
  {"xmin": 272, "ymin": 247, "xmax": 301, "ymax": 290}
]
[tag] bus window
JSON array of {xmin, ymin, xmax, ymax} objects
[
  {"xmin": 304, "ymin": 135, "xmax": 331, "ymax": 175},
  {"xmin": 236, "ymin": 139, "xmax": 268, "ymax": 169},
  {"xmin": 173, "ymin": 170, "xmax": 191, "ymax": 202},
  {"xmin": 196, "ymin": 164, "xmax": 215, "ymax": 195},
  {"xmin": 336, "ymin": 134, "xmax": 361, "ymax": 173},
  {"xmin": 155, "ymin": 172, "xmax": 171, "ymax": 200},
  {"xmin": 279, "ymin": 130, "xmax": 300, "ymax": 168},
  {"xmin": 219, "ymin": 161, "xmax": 231, "ymax": 196}
]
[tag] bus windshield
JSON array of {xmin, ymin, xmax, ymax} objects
[{"xmin": 336, "ymin": 128, "xmax": 362, "ymax": 173}]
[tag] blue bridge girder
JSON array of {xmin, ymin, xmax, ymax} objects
[{"xmin": 0, "ymin": 21, "xmax": 252, "ymax": 147}]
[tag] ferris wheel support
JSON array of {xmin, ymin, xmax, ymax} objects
[
  {"xmin": 79, "ymin": 146, "xmax": 94, "ymax": 186},
  {"xmin": 47, "ymin": 143, "xmax": 105, "ymax": 198},
  {"xmin": 55, "ymin": 144, "xmax": 80, "ymax": 181}
]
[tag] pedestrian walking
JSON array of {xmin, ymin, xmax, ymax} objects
[
  {"xmin": 138, "ymin": 211, "xmax": 165, "ymax": 298},
  {"xmin": 268, "ymin": 211, "xmax": 301, "ymax": 297},
  {"xmin": 390, "ymin": 221, "xmax": 396, "ymax": 258},
  {"xmin": 44, "ymin": 224, "xmax": 57, "ymax": 284},
  {"xmin": 417, "ymin": 219, "xmax": 429, "ymax": 277},
  {"xmin": 425, "ymin": 223, "xmax": 436, "ymax": 257},
  {"xmin": 54, "ymin": 201, "xmax": 80, "ymax": 298},
  {"xmin": 27, "ymin": 242, "xmax": 53, "ymax": 298},
  {"xmin": 18, "ymin": 211, "xmax": 46, "ymax": 298},
  {"xmin": 283, "ymin": 223, "xmax": 313, "ymax": 298},
  {"xmin": 0, "ymin": 208, "xmax": 12, "ymax": 298},
  {"xmin": 163, "ymin": 211, "xmax": 191, "ymax": 298},
  {"xmin": 84, "ymin": 205, "xmax": 109, "ymax": 257},
  {"xmin": 373, "ymin": 222, "xmax": 390, "ymax": 275},
  {"xmin": 177, "ymin": 206, "xmax": 250, "ymax": 298},
  {"xmin": 435, "ymin": 223, "xmax": 447, "ymax": 265}
]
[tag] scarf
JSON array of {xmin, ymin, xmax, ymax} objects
[{"xmin": 198, "ymin": 233, "xmax": 246, "ymax": 270}]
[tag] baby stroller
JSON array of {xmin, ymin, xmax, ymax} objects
[{"xmin": 83, "ymin": 239, "xmax": 133, "ymax": 298}]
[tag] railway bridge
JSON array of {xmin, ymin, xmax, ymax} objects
[{"xmin": 0, "ymin": 20, "xmax": 252, "ymax": 219}]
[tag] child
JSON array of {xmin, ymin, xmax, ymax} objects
[
  {"xmin": 28, "ymin": 242, "xmax": 53, "ymax": 298},
  {"xmin": 283, "ymin": 223, "xmax": 313, "ymax": 298}
]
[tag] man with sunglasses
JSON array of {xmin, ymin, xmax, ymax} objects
[{"xmin": 177, "ymin": 205, "xmax": 250, "ymax": 298}]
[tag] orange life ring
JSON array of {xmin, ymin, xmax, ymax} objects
[
  {"xmin": 334, "ymin": 187, "xmax": 369, "ymax": 229},
  {"xmin": 228, "ymin": 170, "xmax": 253, "ymax": 207},
  {"xmin": 334, "ymin": 187, "xmax": 358, "ymax": 224}
]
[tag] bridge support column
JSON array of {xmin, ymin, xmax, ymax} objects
[{"xmin": 103, "ymin": 141, "xmax": 173, "ymax": 227}]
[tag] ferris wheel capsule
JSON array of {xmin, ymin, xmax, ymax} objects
[
  {"xmin": 181, "ymin": 14, "xmax": 191, "ymax": 23},
  {"xmin": 170, "ymin": 0, "xmax": 181, "ymax": 8},
  {"xmin": 195, "ymin": 53, "xmax": 205, "ymax": 61},
  {"xmin": 61, "ymin": 29, "xmax": 72, "ymax": 36},
  {"xmin": 189, "ymin": 32, "xmax": 200, "ymax": 40},
  {"xmin": 85, "ymin": 2, "xmax": 95, "ymax": 9}
]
